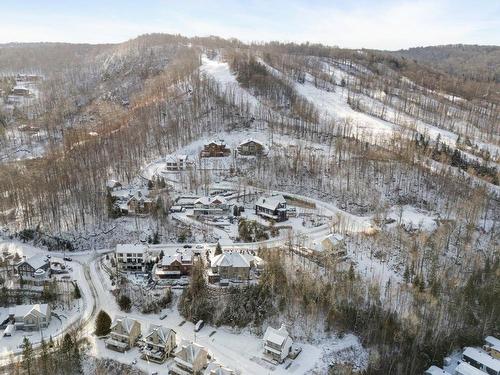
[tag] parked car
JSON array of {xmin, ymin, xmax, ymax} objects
[
  {"xmin": 159, "ymin": 312, "xmax": 168, "ymax": 320},
  {"xmin": 131, "ymin": 359, "xmax": 137, "ymax": 365},
  {"xmin": 195, "ymin": 244, "xmax": 204, "ymax": 249},
  {"xmin": 183, "ymin": 244, "xmax": 192, "ymax": 249},
  {"xmin": 63, "ymin": 257, "xmax": 72, "ymax": 261},
  {"xmin": 194, "ymin": 320, "xmax": 204, "ymax": 332}
]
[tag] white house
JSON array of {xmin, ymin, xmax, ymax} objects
[
  {"xmin": 165, "ymin": 155, "xmax": 192, "ymax": 171},
  {"xmin": 262, "ymin": 324, "xmax": 293, "ymax": 363},
  {"xmin": 116, "ymin": 244, "xmax": 148, "ymax": 272},
  {"xmin": 455, "ymin": 361, "xmax": 490, "ymax": 375},
  {"xmin": 462, "ymin": 347, "xmax": 500, "ymax": 375},
  {"xmin": 0, "ymin": 304, "xmax": 51, "ymax": 331},
  {"xmin": 424, "ymin": 365, "xmax": 451, "ymax": 375},
  {"xmin": 484, "ymin": 336, "xmax": 500, "ymax": 359}
]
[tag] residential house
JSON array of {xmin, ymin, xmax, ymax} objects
[
  {"xmin": 141, "ymin": 325, "xmax": 177, "ymax": 363},
  {"xmin": 484, "ymin": 336, "xmax": 500, "ymax": 359},
  {"xmin": 423, "ymin": 366, "xmax": 451, "ymax": 375},
  {"xmin": 454, "ymin": 362, "xmax": 489, "ymax": 375},
  {"xmin": 169, "ymin": 341, "xmax": 208, "ymax": 375},
  {"xmin": 193, "ymin": 196, "xmax": 230, "ymax": 217},
  {"xmin": 156, "ymin": 253, "xmax": 193, "ymax": 279},
  {"xmin": 237, "ymin": 139, "xmax": 265, "ymax": 156},
  {"xmin": 11, "ymin": 86, "xmax": 30, "ymax": 96},
  {"xmin": 263, "ymin": 324, "xmax": 293, "ymax": 363},
  {"xmin": 204, "ymin": 363, "xmax": 235, "ymax": 375},
  {"xmin": 106, "ymin": 179, "xmax": 122, "ymax": 191},
  {"xmin": 255, "ymin": 195, "xmax": 287, "ymax": 222},
  {"xmin": 105, "ymin": 316, "xmax": 142, "ymax": 352},
  {"xmin": 116, "ymin": 244, "xmax": 148, "ymax": 272},
  {"xmin": 200, "ymin": 140, "xmax": 230, "ymax": 158},
  {"xmin": 175, "ymin": 195, "xmax": 200, "ymax": 209},
  {"xmin": 462, "ymin": 347, "xmax": 500, "ymax": 375},
  {"xmin": 126, "ymin": 191, "xmax": 155, "ymax": 215},
  {"xmin": 209, "ymin": 252, "xmax": 251, "ymax": 282},
  {"xmin": 16, "ymin": 255, "xmax": 50, "ymax": 278},
  {"xmin": 165, "ymin": 155, "xmax": 192, "ymax": 171},
  {"xmin": 320, "ymin": 233, "xmax": 347, "ymax": 257},
  {"xmin": 0, "ymin": 304, "xmax": 51, "ymax": 331}
]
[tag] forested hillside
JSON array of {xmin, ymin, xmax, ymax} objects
[{"xmin": 0, "ymin": 35, "xmax": 498, "ymax": 375}]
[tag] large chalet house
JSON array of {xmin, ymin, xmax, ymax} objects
[
  {"xmin": 237, "ymin": 139, "xmax": 265, "ymax": 156},
  {"xmin": 262, "ymin": 324, "xmax": 293, "ymax": 363},
  {"xmin": 169, "ymin": 341, "xmax": 209, "ymax": 375},
  {"xmin": 105, "ymin": 316, "xmax": 142, "ymax": 352},
  {"xmin": 16, "ymin": 255, "xmax": 50, "ymax": 279},
  {"xmin": 209, "ymin": 252, "xmax": 251, "ymax": 283},
  {"xmin": 141, "ymin": 325, "xmax": 177, "ymax": 363},
  {"xmin": 165, "ymin": 155, "xmax": 193, "ymax": 171},
  {"xmin": 125, "ymin": 191, "xmax": 155, "ymax": 215},
  {"xmin": 116, "ymin": 244, "xmax": 148, "ymax": 272},
  {"xmin": 193, "ymin": 196, "xmax": 230, "ymax": 217},
  {"xmin": 200, "ymin": 140, "xmax": 231, "ymax": 158},
  {"xmin": 255, "ymin": 194, "xmax": 288, "ymax": 222},
  {"xmin": 0, "ymin": 303, "xmax": 51, "ymax": 332},
  {"xmin": 155, "ymin": 253, "xmax": 193, "ymax": 279}
]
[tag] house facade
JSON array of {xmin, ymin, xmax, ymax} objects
[
  {"xmin": 0, "ymin": 304, "xmax": 51, "ymax": 331},
  {"xmin": 165, "ymin": 155, "xmax": 192, "ymax": 171},
  {"xmin": 141, "ymin": 325, "xmax": 177, "ymax": 363},
  {"xmin": 116, "ymin": 244, "xmax": 148, "ymax": 272},
  {"xmin": 263, "ymin": 324, "xmax": 293, "ymax": 363},
  {"xmin": 169, "ymin": 341, "xmax": 208, "ymax": 375},
  {"xmin": 105, "ymin": 316, "xmax": 142, "ymax": 352},
  {"xmin": 200, "ymin": 140, "xmax": 231, "ymax": 158},
  {"xmin": 237, "ymin": 139, "xmax": 265, "ymax": 156},
  {"xmin": 209, "ymin": 252, "xmax": 251, "ymax": 282},
  {"xmin": 16, "ymin": 255, "xmax": 50, "ymax": 278},
  {"xmin": 156, "ymin": 253, "xmax": 193, "ymax": 279},
  {"xmin": 255, "ymin": 195, "xmax": 287, "ymax": 222},
  {"xmin": 193, "ymin": 196, "xmax": 229, "ymax": 216}
]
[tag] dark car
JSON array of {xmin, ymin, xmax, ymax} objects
[
  {"xmin": 183, "ymin": 244, "xmax": 192, "ymax": 249},
  {"xmin": 63, "ymin": 257, "xmax": 72, "ymax": 261}
]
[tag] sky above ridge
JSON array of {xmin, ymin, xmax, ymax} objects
[{"xmin": 1, "ymin": 0, "xmax": 499, "ymax": 50}]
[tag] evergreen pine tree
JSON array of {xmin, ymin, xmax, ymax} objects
[
  {"xmin": 215, "ymin": 242, "xmax": 222, "ymax": 256},
  {"xmin": 21, "ymin": 337, "xmax": 33, "ymax": 375},
  {"xmin": 95, "ymin": 310, "xmax": 112, "ymax": 336}
]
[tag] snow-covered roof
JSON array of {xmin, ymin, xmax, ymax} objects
[
  {"xmin": 424, "ymin": 365, "xmax": 450, "ymax": 375},
  {"xmin": 112, "ymin": 316, "xmax": 139, "ymax": 335},
  {"xmin": 161, "ymin": 253, "xmax": 183, "ymax": 266},
  {"xmin": 195, "ymin": 196, "xmax": 227, "ymax": 206},
  {"xmin": 238, "ymin": 138, "xmax": 263, "ymax": 147},
  {"xmin": 165, "ymin": 154, "xmax": 188, "ymax": 162},
  {"xmin": 263, "ymin": 324, "xmax": 291, "ymax": 346},
  {"xmin": 211, "ymin": 252, "xmax": 251, "ymax": 269},
  {"xmin": 463, "ymin": 347, "xmax": 500, "ymax": 372},
  {"xmin": 175, "ymin": 341, "xmax": 207, "ymax": 365},
  {"xmin": 116, "ymin": 244, "xmax": 147, "ymax": 255},
  {"xmin": 455, "ymin": 362, "xmax": 488, "ymax": 375},
  {"xmin": 205, "ymin": 139, "xmax": 226, "ymax": 146},
  {"xmin": 2, "ymin": 303, "xmax": 49, "ymax": 319},
  {"xmin": 255, "ymin": 194, "xmax": 286, "ymax": 211},
  {"xmin": 106, "ymin": 179, "xmax": 121, "ymax": 188},
  {"xmin": 145, "ymin": 325, "xmax": 175, "ymax": 345},
  {"xmin": 323, "ymin": 233, "xmax": 344, "ymax": 246},
  {"xmin": 205, "ymin": 362, "xmax": 234, "ymax": 375},
  {"xmin": 19, "ymin": 255, "xmax": 48, "ymax": 270},
  {"xmin": 485, "ymin": 336, "xmax": 500, "ymax": 349}
]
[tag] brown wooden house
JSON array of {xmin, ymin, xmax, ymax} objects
[{"xmin": 200, "ymin": 140, "xmax": 231, "ymax": 158}]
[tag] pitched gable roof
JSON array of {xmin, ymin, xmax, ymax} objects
[
  {"xmin": 211, "ymin": 252, "xmax": 251, "ymax": 268},
  {"xmin": 145, "ymin": 325, "xmax": 175, "ymax": 345}
]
